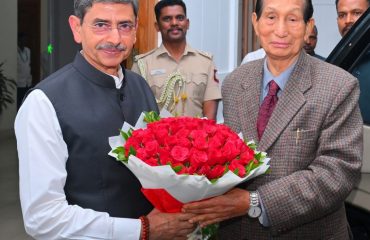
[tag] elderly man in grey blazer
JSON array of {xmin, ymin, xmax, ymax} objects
[{"xmin": 183, "ymin": 0, "xmax": 363, "ymax": 239}]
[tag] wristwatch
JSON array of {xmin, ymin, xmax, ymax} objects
[{"xmin": 248, "ymin": 191, "xmax": 262, "ymax": 218}]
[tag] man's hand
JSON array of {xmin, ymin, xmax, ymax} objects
[
  {"xmin": 147, "ymin": 208, "xmax": 196, "ymax": 240},
  {"xmin": 182, "ymin": 188, "xmax": 250, "ymax": 227}
]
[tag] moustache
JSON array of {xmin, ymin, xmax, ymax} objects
[
  {"xmin": 96, "ymin": 43, "xmax": 126, "ymax": 51},
  {"xmin": 168, "ymin": 28, "xmax": 183, "ymax": 33}
]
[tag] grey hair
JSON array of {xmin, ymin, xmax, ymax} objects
[{"xmin": 74, "ymin": 0, "xmax": 139, "ymax": 21}]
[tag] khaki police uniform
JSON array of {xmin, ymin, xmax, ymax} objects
[{"xmin": 131, "ymin": 44, "xmax": 222, "ymax": 117}]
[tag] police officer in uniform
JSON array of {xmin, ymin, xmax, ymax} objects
[{"xmin": 131, "ymin": 0, "xmax": 221, "ymax": 120}]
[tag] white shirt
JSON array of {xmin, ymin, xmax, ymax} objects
[
  {"xmin": 241, "ymin": 48, "xmax": 266, "ymax": 65},
  {"xmin": 14, "ymin": 67, "xmax": 142, "ymax": 240},
  {"xmin": 17, "ymin": 46, "xmax": 32, "ymax": 87}
]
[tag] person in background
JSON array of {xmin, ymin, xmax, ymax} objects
[
  {"xmin": 183, "ymin": 0, "xmax": 363, "ymax": 239},
  {"xmin": 335, "ymin": 1, "xmax": 370, "ymax": 123},
  {"xmin": 14, "ymin": 0, "xmax": 195, "ymax": 239},
  {"xmin": 17, "ymin": 32, "xmax": 32, "ymax": 109},
  {"xmin": 336, "ymin": 1, "xmax": 370, "ymax": 238},
  {"xmin": 131, "ymin": 0, "xmax": 221, "ymax": 120},
  {"xmin": 303, "ymin": 25, "xmax": 325, "ymax": 60},
  {"xmin": 336, "ymin": 0, "xmax": 370, "ymax": 36}
]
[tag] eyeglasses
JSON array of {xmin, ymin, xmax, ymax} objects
[{"xmin": 89, "ymin": 22, "xmax": 136, "ymax": 35}]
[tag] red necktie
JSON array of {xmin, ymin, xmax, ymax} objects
[{"xmin": 257, "ymin": 80, "xmax": 280, "ymax": 140}]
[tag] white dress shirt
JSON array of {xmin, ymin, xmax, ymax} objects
[
  {"xmin": 17, "ymin": 46, "xmax": 32, "ymax": 87},
  {"xmin": 241, "ymin": 48, "xmax": 266, "ymax": 65},
  {"xmin": 14, "ymin": 67, "xmax": 142, "ymax": 240}
]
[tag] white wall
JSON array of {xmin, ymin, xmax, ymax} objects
[
  {"xmin": 183, "ymin": 0, "xmax": 240, "ymax": 80},
  {"xmin": 0, "ymin": 1, "xmax": 17, "ymax": 135},
  {"xmin": 312, "ymin": 0, "xmax": 342, "ymax": 57}
]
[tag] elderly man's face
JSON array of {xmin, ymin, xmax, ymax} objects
[
  {"xmin": 69, "ymin": 2, "xmax": 137, "ymax": 75},
  {"xmin": 337, "ymin": 0, "xmax": 369, "ymax": 36},
  {"xmin": 252, "ymin": 0, "xmax": 312, "ymax": 63}
]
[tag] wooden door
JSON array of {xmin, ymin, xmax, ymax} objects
[
  {"xmin": 18, "ymin": 0, "xmax": 41, "ymax": 84},
  {"xmin": 241, "ymin": 0, "xmax": 259, "ymax": 59},
  {"xmin": 126, "ymin": 0, "xmax": 158, "ymax": 68}
]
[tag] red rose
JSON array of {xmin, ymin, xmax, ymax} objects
[
  {"xmin": 154, "ymin": 129, "xmax": 169, "ymax": 145},
  {"xmin": 145, "ymin": 157, "xmax": 159, "ymax": 166},
  {"xmin": 189, "ymin": 148, "xmax": 208, "ymax": 168},
  {"xmin": 165, "ymin": 135, "xmax": 179, "ymax": 148},
  {"xmin": 229, "ymin": 160, "xmax": 246, "ymax": 177},
  {"xmin": 212, "ymin": 131, "xmax": 226, "ymax": 146},
  {"xmin": 207, "ymin": 165, "xmax": 226, "ymax": 180},
  {"xmin": 208, "ymin": 136, "xmax": 223, "ymax": 149},
  {"xmin": 192, "ymin": 135, "xmax": 209, "ymax": 151},
  {"xmin": 158, "ymin": 147, "xmax": 172, "ymax": 165},
  {"xmin": 125, "ymin": 137, "xmax": 140, "ymax": 156},
  {"xmin": 175, "ymin": 128, "xmax": 190, "ymax": 138},
  {"xmin": 145, "ymin": 140, "xmax": 159, "ymax": 156},
  {"xmin": 189, "ymin": 130, "xmax": 208, "ymax": 140},
  {"xmin": 142, "ymin": 130, "xmax": 156, "ymax": 143},
  {"xmin": 207, "ymin": 148, "xmax": 225, "ymax": 165},
  {"xmin": 197, "ymin": 165, "xmax": 211, "ymax": 176},
  {"xmin": 136, "ymin": 148, "xmax": 149, "ymax": 161},
  {"xmin": 239, "ymin": 147, "xmax": 255, "ymax": 165},
  {"xmin": 204, "ymin": 123, "xmax": 217, "ymax": 136},
  {"xmin": 170, "ymin": 146, "xmax": 189, "ymax": 162},
  {"xmin": 176, "ymin": 137, "xmax": 192, "ymax": 148},
  {"xmin": 222, "ymin": 140, "xmax": 240, "ymax": 161},
  {"xmin": 133, "ymin": 129, "xmax": 154, "ymax": 143}
]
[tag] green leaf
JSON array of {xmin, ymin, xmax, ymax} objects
[
  {"xmin": 210, "ymin": 178, "xmax": 218, "ymax": 184},
  {"xmin": 247, "ymin": 141, "xmax": 257, "ymax": 150},
  {"xmin": 201, "ymin": 223, "xmax": 219, "ymax": 239},
  {"xmin": 120, "ymin": 130, "xmax": 129, "ymax": 141},
  {"xmin": 254, "ymin": 152, "xmax": 262, "ymax": 162},
  {"xmin": 112, "ymin": 146, "xmax": 124, "ymax": 154},
  {"xmin": 117, "ymin": 152, "xmax": 127, "ymax": 163},
  {"xmin": 129, "ymin": 146, "xmax": 136, "ymax": 156},
  {"xmin": 127, "ymin": 128, "xmax": 133, "ymax": 136},
  {"xmin": 143, "ymin": 111, "xmax": 161, "ymax": 123},
  {"xmin": 172, "ymin": 165, "xmax": 182, "ymax": 173},
  {"xmin": 246, "ymin": 160, "xmax": 255, "ymax": 173},
  {"xmin": 113, "ymin": 146, "xmax": 128, "ymax": 163}
]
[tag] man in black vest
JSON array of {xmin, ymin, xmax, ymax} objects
[{"xmin": 14, "ymin": 0, "xmax": 195, "ymax": 239}]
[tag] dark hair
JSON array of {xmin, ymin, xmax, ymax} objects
[
  {"xmin": 154, "ymin": 0, "xmax": 187, "ymax": 22},
  {"xmin": 255, "ymin": 0, "xmax": 313, "ymax": 23},
  {"xmin": 335, "ymin": 0, "xmax": 370, "ymax": 9},
  {"xmin": 74, "ymin": 0, "xmax": 138, "ymax": 22}
]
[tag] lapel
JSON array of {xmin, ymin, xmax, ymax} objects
[
  {"xmin": 236, "ymin": 61, "xmax": 264, "ymax": 142},
  {"xmin": 259, "ymin": 52, "xmax": 313, "ymax": 151}
]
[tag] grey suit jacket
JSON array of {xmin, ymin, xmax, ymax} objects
[{"xmin": 220, "ymin": 51, "xmax": 363, "ymax": 239}]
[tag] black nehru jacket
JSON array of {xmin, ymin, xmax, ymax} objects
[{"xmin": 35, "ymin": 52, "xmax": 158, "ymax": 218}]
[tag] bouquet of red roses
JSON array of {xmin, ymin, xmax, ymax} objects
[{"xmin": 109, "ymin": 111, "xmax": 270, "ymax": 214}]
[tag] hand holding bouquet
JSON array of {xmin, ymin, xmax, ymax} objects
[{"xmin": 109, "ymin": 111, "xmax": 270, "ymax": 238}]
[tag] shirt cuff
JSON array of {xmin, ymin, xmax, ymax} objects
[
  {"xmin": 258, "ymin": 194, "xmax": 271, "ymax": 227},
  {"xmin": 112, "ymin": 218, "xmax": 141, "ymax": 240}
]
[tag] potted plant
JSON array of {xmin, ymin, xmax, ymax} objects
[{"xmin": 0, "ymin": 62, "xmax": 16, "ymax": 115}]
